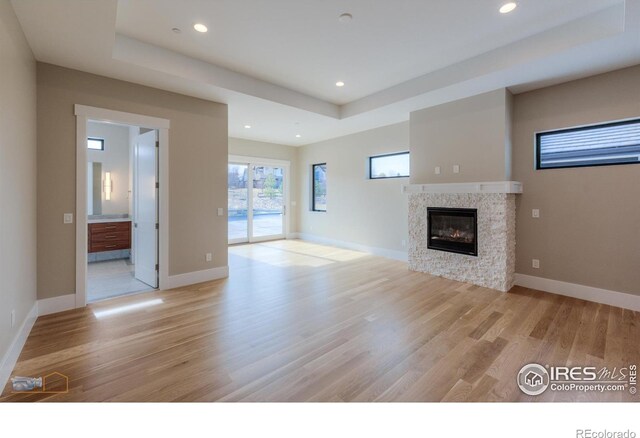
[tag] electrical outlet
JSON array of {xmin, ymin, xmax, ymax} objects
[
  {"xmin": 217, "ymin": 207, "xmax": 224, "ymax": 216},
  {"xmin": 532, "ymin": 209, "xmax": 540, "ymax": 218},
  {"xmin": 11, "ymin": 310, "xmax": 15, "ymax": 328},
  {"xmin": 63, "ymin": 213, "xmax": 73, "ymax": 224},
  {"xmin": 401, "ymin": 239, "xmax": 407, "ymax": 247},
  {"xmin": 453, "ymin": 164, "xmax": 460, "ymax": 174},
  {"xmin": 434, "ymin": 166, "xmax": 441, "ymax": 175},
  {"xmin": 206, "ymin": 253, "xmax": 212, "ymax": 262},
  {"xmin": 532, "ymin": 259, "xmax": 540, "ymax": 269}
]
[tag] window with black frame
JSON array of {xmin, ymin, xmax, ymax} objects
[
  {"xmin": 536, "ymin": 118, "xmax": 640, "ymax": 169},
  {"xmin": 369, "ymin": 151, "xmax": 410, "ymax": 179},
  {"xmin": 312, "ymin": 163, "xmax": 326, "ymax": 212},
  {"xmin": 87, "ymin": 137, "xmax": 104, "ymax": 151}
]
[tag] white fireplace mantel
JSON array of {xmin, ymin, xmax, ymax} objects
[{"xmin": 402, "ymin": 181, "xmax": 522, "ymax": 195}]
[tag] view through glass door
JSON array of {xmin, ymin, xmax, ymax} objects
[
  {"xmin": 228, "ymin": 160, "xmax": 287, "ymax": 244},
  {"xmin": 228, "ymin": 163, "xmax": 249, "ymax": 244},
  {"xmin": 252, "ymin": 165, "xmax": 284, "ymax": 239}
]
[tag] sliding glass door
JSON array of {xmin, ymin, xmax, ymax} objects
[
  {"xmin": 252, "ymin": 165, "xmax": 285, "ymax": 238},
  {"xmin": 228, "ymin": 159, "xmax": 288, "ymax": 244},
  {"xmin": 228, "ymin": 163, "xmax": 249, "ymax": 244}
]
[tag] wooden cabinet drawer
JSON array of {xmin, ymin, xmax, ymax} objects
[
  {"xmin": 89, "ymin": 221, "xmax": 131, "ymax": 233},
  {"xmin": 91, "ymin": 230, "xmax": 130, "ymax": 243},
  {"xmin": 90, "ymin": 241, "xmax": 131, "ymax": 253}
]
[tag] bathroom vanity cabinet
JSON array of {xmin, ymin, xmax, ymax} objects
[{"xmin": 88, "ymin": 221, "xmax": 131, "ymax": 253}]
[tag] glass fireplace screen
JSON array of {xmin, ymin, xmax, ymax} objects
[{"xmin": 427, "ymin": 207, "xmax": 478, "ymax": 256}]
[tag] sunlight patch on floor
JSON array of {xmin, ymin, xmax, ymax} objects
[
  {"xmin": 92, "ymin": 298, "xmax": 164, "ymax": 319},
  {"xmin": 229, "ymin": 239, "xmax": 368, "ymax": 268},
  {"xmin": 229, "ymin": 242, "xmax": 332, "ymax": 267},
  {"xmin": 262, "ymin": 240, "xmax": 367, "ymax": 261}
]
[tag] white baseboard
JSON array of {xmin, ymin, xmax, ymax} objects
[
  {"xmin": 0, "ymin": 302, "xmax": 38, "ymax": 395},
  {"xmin": 296, "ymin": 232, "xmax": 408, "ymax": 262},
  {"xmin": 38, "ymin": 294, "xmax": 76, "ymax": 316},
  {"xmin": 166, "ymin": 266, "xmax": 229, "ymax": 290},
  {"xmin": 514, "ymin": 273, "xmax": 640, "ymax": 312},
  {"xmin": 36, "ymin": 267, "xmax": 230, "ymax": 315}
]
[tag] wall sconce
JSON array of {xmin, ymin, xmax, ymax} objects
[{"xmin": 104, "ymin": 171, "xmax": 112, "ymax": 201}]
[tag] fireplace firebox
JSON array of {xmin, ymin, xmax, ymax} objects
[{"xmin": 427, "ymin": 207, "xmax": 478, "ymax": 256}]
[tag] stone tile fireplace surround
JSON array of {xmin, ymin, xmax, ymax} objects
[{"xmin": 404, "ymin": 182, "xmax": 522, "ymax": 292}]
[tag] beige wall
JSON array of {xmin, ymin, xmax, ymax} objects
[
  {"xmin": 0, "ymin": 0, "xmax": 37, "ymax": 360},
  {"xmin": 229, "ymin": 137, "xmax": 299, "ymax": 232},
  {"xmin": 297, "ymin": 122, "xmax": 409, "ymax": 257},
  {"xmin": 513, "ymin": 65, "xmax": 640, "ymax": 295},
  {"xmin": 87, "ymin": 122, "xmax": 131, "ymax": 216},
  {"xmin": 410, "ymin": 89, "xmax": 513, "ymax": 184},
  {"xmin": 229, "ymin": 137, "xmax": 298, "ymax": 163},
  {"xmin": 37, "ymin": 63, "xmax": 228, "ymax": 299}
]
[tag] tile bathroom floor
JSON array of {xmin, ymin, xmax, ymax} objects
[{"xmin": 87, "ymin": 259, "xmax": 154, "ymax": 302}]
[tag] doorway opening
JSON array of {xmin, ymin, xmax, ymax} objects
[
  {"xmin": 86, "ymin": 121, "xmax": 159, "ymax": 302},
  {"xmin": 75, "ymin": 105, "xmax": 169, "ymax": 309},
  {"xmin": 228, "ymin": 156, "xmax": 290, "ymax": 244}
]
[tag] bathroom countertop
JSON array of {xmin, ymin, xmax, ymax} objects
[{"xmin": 88, "ymin": 216, "xmax": 132, "ymax": 224}]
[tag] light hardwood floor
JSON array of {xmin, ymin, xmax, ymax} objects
[{"xmin": 2, "ymin": 240, "xmax": 638, "ymax": 402}]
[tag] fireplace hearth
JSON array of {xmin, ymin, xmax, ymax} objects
[{"xmin": 427, "ymin": 207, "xmax": 478, "ymax": 256}]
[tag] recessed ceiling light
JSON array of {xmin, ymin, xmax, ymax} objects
[
  {"xmin": 339, "ymin": 13, "xmax": 353, "ymax": 23},
  {"xmin": 172, "ymin": 27, "xmax": 181, "ymax": 34},
  {"xmin": 499, "ymin": 2, "xmax": 517, "ymax": 13},
  {"xmin": 244, "ymin": 125, "xmax": 251, "ymax": 129},
  {"xmin": 193, "ymin": 23, "xmax": 208, "ymax": 33},
  {"xmin": 336, "ymin": 81, "xmax": 345, "ymax": 87},
  {"xmin": 295, "ymin": 134, "xmax": 301, "ymax": 138}
]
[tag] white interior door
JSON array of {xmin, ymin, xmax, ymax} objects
[{"xmin": 134, "ymin": 130, "xmax": 158, "ymax": 288}]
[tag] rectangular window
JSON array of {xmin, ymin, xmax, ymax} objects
[
  {"xmin": 369, "ymin": 151, "xmax": 410, "ymax": 179},
  {"xmin": 88, "ymin": 137, "xmax": 104, "ymax": 151},
  {"xmin": 312, "ymin": 163, "xmax": 326, "ymax": 212},
  {"xmin": 536, "ymin": 119, "xmax": 640, "ymax": 169}
]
